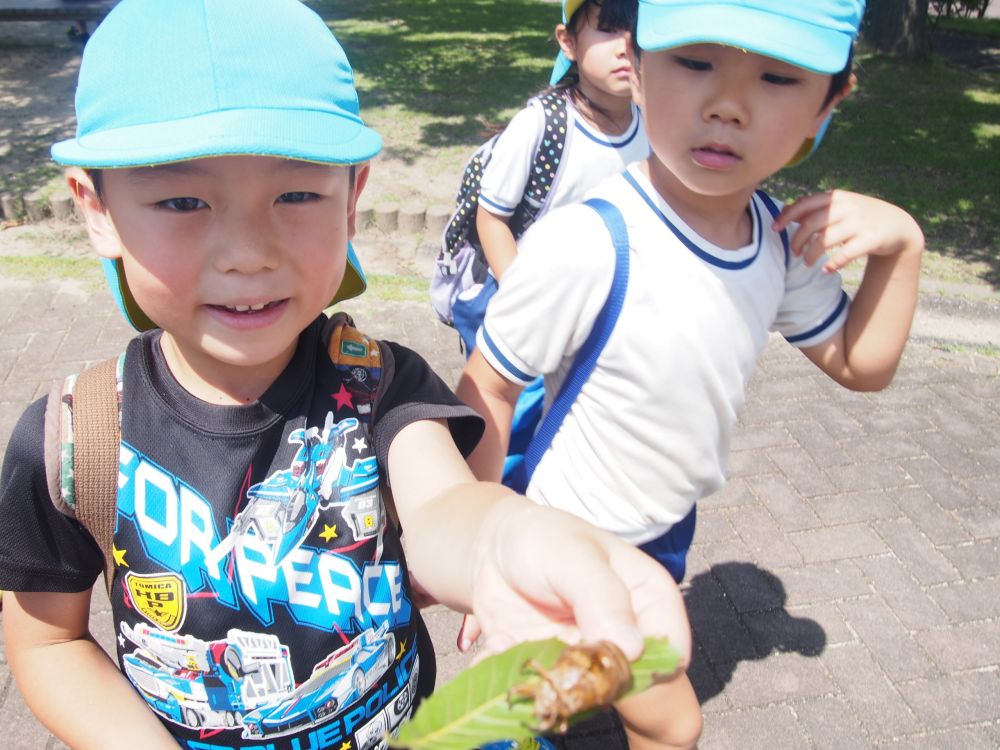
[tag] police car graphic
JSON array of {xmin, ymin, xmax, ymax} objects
[
  {"xmin": 232, "ymin": 413, "xmax": 383, "ymax": 566},
  {"xmin": 241, "ymin": 622, "xmax": 396, "ymax": 739}
]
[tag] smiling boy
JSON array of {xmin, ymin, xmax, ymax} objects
[{"xmin": 0, "ymin": 2, "xmax": 693, "ymax": 749}]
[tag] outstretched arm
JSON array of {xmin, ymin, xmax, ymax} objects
[
  {"xmin": 4, "ymin": 589, "xmax": 178, "ymax": 749},
  {"xmin": 386, "ymin": 417, "xmax": 691, "ymax": 665},
  {"xmin": 775, "ymin": 190, "xmax": 924, "ymax": 391}
]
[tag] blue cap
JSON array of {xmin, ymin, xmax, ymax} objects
[
  {"xmin": 636, "ymin": 0, "xmax": 865, "ymax": 74},
  {"xmin": 51, "ymin": 0, "xmax": 376, "ymax": 330},
  {"xmin": 550, "ymin": 0, "xmax": 588, "ymax": 85}
]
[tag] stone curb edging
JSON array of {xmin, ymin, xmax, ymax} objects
[{"xmin": 0, "ymin": 189, "xmax": 454, "ymax": 240}]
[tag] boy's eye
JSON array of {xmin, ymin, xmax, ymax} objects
[
  {"xmin": 762, "ymin": 73, "xmax": 798, "ymax": 86},
  {"xmin": 675, "ymin": 56, "xmax": 712, "ymax": 72},
  {"xmin": 159, "ymin": 197, "xmax": 206, "ymax": 212},
  {"xmin": 278, "ymin": 191, "xmax": 319, "ymax": 204}
]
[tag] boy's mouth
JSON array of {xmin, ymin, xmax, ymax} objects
[
  {"xmin": 215, "ymin": 300, "xmax": 283, "ymax": 314},
  {"xmin": 692, "ymin": 144, "xmax": 741, "ymax": 170}
]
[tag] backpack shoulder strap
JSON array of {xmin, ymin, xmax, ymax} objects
[
  {"xmin": 754, "ymin": 189, "xmax": 790, "ymax": 266},
  {"xmin": 45, "ymin": 354, "xmax": 124, "ymax": 597},
  {"xmin": 509, "ymin": 91, "xmax": 571, "ymax": 236},
  {"xmin": 324, "ymin": 312, "xmax": 395, "ymax": 424},
  {"xmin": 510, "ymin": 197, "xmax": 630, "ymax": 492}
]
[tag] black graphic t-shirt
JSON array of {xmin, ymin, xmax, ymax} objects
[{"xmin": 0, "ymin": 316, "xmax": 483, "ymax": 750}]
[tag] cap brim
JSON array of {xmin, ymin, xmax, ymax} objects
[
  {"xmin": 637, "ymin": 5, "xmax": 853, "ymax": 74},
  {"xmin": 52, "ymin": 108, "xmax": 382, "ymax": 168}
]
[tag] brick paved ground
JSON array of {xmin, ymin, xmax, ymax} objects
[{"xmin": 0, "ymin": 235, "xmax": 998, "ymax": 749}]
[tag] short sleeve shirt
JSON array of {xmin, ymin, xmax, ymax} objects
[
  {"xmin": 477, "ymin": 165, "xmax": 848, "ymax": 543},
  {"xmin": 0, "ymin": 316, "xmax": 483, "ymax": 750}
]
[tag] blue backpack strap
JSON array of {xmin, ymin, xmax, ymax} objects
[
  {"xmin": 755, "ymin": 189, "xmax": 790, "ymax": 266},
  {"xmin": 509, "ymin": 198, "xmax": 630, "ymax": 493}
]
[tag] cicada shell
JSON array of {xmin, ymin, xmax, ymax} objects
[{"xmin": 508, "ymin": 640, "xmax": 632, "ymax": 733}]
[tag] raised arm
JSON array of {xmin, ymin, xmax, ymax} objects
[
  {"xmin": 386, "ymin": 417, "xmax": 691, "ymax": 664},
  {"xmin": 4, "ymin": 589, "xmax": 178, "ymax": 750},
  {"xmin": 776, "ymin": 190, "xmax": 925, "ymax": 391}
]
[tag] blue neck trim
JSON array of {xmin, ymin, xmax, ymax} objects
[{"xmin": 622, "ymin": 171, "xmax": 761, "ymax": 270}]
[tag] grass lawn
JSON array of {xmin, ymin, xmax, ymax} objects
[{"xmin": 313, "ymin": 0, "xmax": 999, "ymax": 292}]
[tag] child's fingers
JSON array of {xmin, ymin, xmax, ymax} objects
[
  {"xmin": 821, "ymin": 237, "xmax": 866, "ymax": 273},
  {"xmin": 774, "ymin": 190, "xmax": 836, "ymax": 231}
]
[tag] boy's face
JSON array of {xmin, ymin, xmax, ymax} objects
[
  {"xmin": 75, "ymin": 155, "xmax": 364, "ymax": 388},
  {"xmin": 632, "ymin": 43, "xmax": 846, "ymax": 204}
]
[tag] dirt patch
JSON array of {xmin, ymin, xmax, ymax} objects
[{"xmin": 931, "ymin": 29, "xmax": 1000, "ymax": 71}]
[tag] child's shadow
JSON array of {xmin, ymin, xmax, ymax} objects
[{"xmin": 682, "ymin": 562, "xmax": 826, "ymax": 704}]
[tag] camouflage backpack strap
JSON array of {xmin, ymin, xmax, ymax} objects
[{"xmin": 44, "ymin": 354, "xmax": 125, "ymax": 597}]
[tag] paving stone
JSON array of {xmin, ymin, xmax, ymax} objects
[
  {"xmin": 793, "ymin": 696, "xmax": 872, "ymax": 750},
  {"xmin": 826, "ymin": 458, "xmax": 914, "ymax": 493},
  {"xmin": 874, "ymin": 516, "xmax": 961, "ymax": 585},
  {"xmin": 718, "ymin": 651, "xmax": 834, "ymax": 707},
  {"xmin": 729, "ymin": 506, "xmax": 803, "ymax": 569},
  {"xmin": 914, "ymin": 620, "xmax": 1000, "ymax": 672},
  {"xmin": 724, "ymin": 447, "xmax": 779, "ymax": 479},
  {"xmin": 747, "ymin": 473, "xmax": 824, "ymax": 530},
  {"xmin": 790, "ymin": 523, "xmax": 888, "ymax": 563},
  {"xmin": 809, "ymin": 488, "xmax": 904, "ymax": 525},
  {"xmin": 700, "ymin": 704, "xmax": 808, "ymax": 750},
  {"xmin": 901, "ymin": 456, "xmax": 981, "ymax": 511},
  {"xmin": 930, "ymin": 578, "xmax": 1000, "ymax": 622},
  {"xmin": 685, "ymin": 573, "xmax": 759, "ymax": 665},
  {"xmin": 776, "ymin": 561, "xmax": 871, "ymax": 607},
  {"xmin": 761, "ymin": 446, "xmax": 839, "ymax": 500},
  {"xmin": 896, "ymin": 670, "xmax": 1000, "ymax": 729},
  {"xmin": 854, "ymin": 556, "xmax": 950, "ymax": 629},
  {"xmin": 893, "ymin": 486, "xmax": 970, "ymax": 545},
  {"xmin": 913, "ymin": 429, "xmax": 990, "ymax": 477},
  {"xmin": 885, "ymin": 726, "xmax": 1000, "ymax": 750},
  {"xmin": 0, "ymin": 678, "xmax": 60, "ymax": 750},
  {"xmin": 837, "ymin": 596, "xmax": 937, "ymax": 682},
  {"xmin": 940, "ymin": 539, "xmax": 1000, "ymax": 579},
  {"xmin": 700, "ymin": 477, "xmax": 756, "ymax": 510},
  {"xmin": 821, "ymin": 643, "xmax": 921, "ymax": 739},
  {"xmin": 689, "ymin": 509, "xmax": 738, "ymax": 545},
  {"xmin": 784, "ymin": 419, "xmax": 853, "ymax": 465},
  {"xmin": 729, "ymin": 423, "xmax": 792, "ymax": 451},
  {"xmin": 953, "ymin": 503, "xmax": 1000, "ymax": 540}
]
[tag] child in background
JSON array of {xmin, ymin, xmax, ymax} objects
[
  {"xmin": 451, "ymin": 0, "xmax": 648, "ymax": 353},
  {"xmin": 458, "ymin": 0, "xmax": 924, "ymax": 747},
  {"xmin": 0, "ymin": 2, "xmax": 692, "ymax": 749}
]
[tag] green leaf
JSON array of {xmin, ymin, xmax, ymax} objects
[{"xmin": 389, "ymin": 637, "xmax": 680, "ymax": 750}]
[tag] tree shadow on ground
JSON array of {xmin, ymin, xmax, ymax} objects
[
  {"xmin": 683, "ymin": 562, "xmax": 826, "ymax": 705},
  {"xmin": 319, "ymin": 0, "xmax": 557, "ymax": 149}
]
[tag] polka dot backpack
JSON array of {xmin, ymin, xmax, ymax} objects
[{"xmin": 430, "ymin": 91, "xmax": 569, "ymax": 327}]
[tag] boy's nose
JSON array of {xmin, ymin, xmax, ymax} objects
[
  {"xmin": 704, "ymin": 86, "xmax": 748, "ymax": 127},
  {"xmin": 211, "ymin": 212, "xmax": 281, "ymax": 274}
]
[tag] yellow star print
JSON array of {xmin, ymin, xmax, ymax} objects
[
  {"xmin": 319, "ymin": 524, "xmax": 338, "ymax": 542},
  {"xmin": 339, "ymin": 741, "xmax": 352, "ymax": 750},
  {"xmin": 396, "ymin": 636, "xmax": 407, "ymax": 661},
  {"xmin": 112, "ymin": 545, "xmax": 128, "ymax": 568}
]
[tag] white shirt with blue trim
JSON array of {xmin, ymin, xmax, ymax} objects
[
  {"xmin": 476, "ymin": 164, "xmax": 849, "ymax": 544},
  {"xmin": 478, "ymin": 97, "xmax": 649, "ymax": 219}
]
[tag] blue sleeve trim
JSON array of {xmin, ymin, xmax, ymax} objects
[
  {"xmin": 479, "ymin": 193, "xmax": 516, "ymax": 214},
  {"xmin": 785, "ymin": 290, "xmax": 850, "ymax": 344},
  {"xmin": 481, "ymin": 326, "xmax": 535, "ymax": 383}
]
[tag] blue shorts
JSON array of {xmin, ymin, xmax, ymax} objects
[{"xmin": 638, "ymin": 506, "xmax": 697, "ymax": 583}]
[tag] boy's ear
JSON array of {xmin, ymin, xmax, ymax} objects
[
  {"xmin": 811, "ymin": 73, "xmax": 856, "ymax": 138},
  {"xmin": 65, "ymin": 168, "xmax": 122, "ymax": 260},
  {"xmin": 554, "ymin": 23, "xmax": 576, "ymax": 62},
  {"xmin": 346, "ymin": 162, "xmax": 371, "ymax": 240}
]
